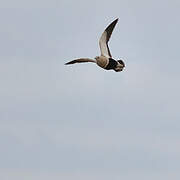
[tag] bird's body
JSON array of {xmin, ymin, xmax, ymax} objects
[
  {"xmin": 65, "ymin": 18, "xmax": 125, "ymax": 72},
  {"xmin": 95, "ymin": 56, "xmax": 109, "ymax": 68}
]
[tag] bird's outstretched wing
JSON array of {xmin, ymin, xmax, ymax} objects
[
  {"xmin": 65, "ymin": 58, "xmax": 96, "ymax": 65},
  {"xmin": 99, "ymin": 18, "xmax": 118, "ymax": 58}
]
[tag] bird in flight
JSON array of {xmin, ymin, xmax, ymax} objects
[{"xmin": 65, "ymin": 18, "xmax": 125, "ymax": 72}]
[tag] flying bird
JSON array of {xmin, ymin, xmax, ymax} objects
[{"xmin": 65, "ymin": 18, "xmax": 125, "ymax": 72}]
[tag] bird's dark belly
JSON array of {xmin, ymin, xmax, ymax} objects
[{"xmin": 104, "ymin": 58, "xmax": 118, "ymax": 70}]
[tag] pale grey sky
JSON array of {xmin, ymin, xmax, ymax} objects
[{"xmin": 0, "ymin": 0, "xmax": 180, "ymax": 180}]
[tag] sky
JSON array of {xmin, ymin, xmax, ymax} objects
[{"xmin": 0, "ymin": 0, "xmax": 180, "ymax": 179}]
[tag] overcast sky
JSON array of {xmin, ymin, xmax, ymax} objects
[{"xmin": 0, "ymin": 0, "xmax": 180, "ymax": 180}]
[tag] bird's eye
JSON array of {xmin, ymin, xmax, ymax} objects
[{"xmin": 118, "ymin": 60, "xmax": 124, "ymax": 65}]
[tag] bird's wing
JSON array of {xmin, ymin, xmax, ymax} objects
[
  {"xmin": 65, "ymin": 58, "xmax": 96, "ymax": 65},
  {"xmin": 99, "ymin": 18, "xmax": 118, "ymax": 58}
]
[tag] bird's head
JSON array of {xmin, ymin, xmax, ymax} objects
[
  {"xmin": 114, "ymin": 59, "xmax": 125, "ymax": 72},
  {"xmin": 117, "ymin": 60, "xmax": 125, "ymax": 67}
]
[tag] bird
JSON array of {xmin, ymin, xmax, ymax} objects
[{"xmin": 65, "ymin": 18, "xmax": 125, "ymax": 72}]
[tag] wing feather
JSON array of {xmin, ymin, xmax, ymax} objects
[
  {"xmin": 65, "ymin": 58, "xmax": 96, "ymax": 65},
  {"xmin": 99, "ymin": 18, "xmax": 118, "ymax": 58}
]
